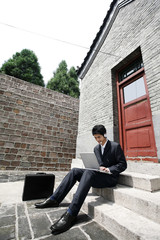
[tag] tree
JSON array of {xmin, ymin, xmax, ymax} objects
[
  {"xmin": 0, "ymin": 49, "xmax": 45, "ymax": 87},
  {"xmin": 47, "ymin": 60, "xmax": 80, "ymax": 98}
]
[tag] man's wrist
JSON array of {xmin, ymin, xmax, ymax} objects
[{"xmin": 106, "ymin": 168, "xmax": 111, "ymax": 174}]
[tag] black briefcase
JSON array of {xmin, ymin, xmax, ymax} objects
[{"xmin": 22, "ymin": 173, "xmax": 55, "ymax": 201}]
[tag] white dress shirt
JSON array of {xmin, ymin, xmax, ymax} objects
[
  {"xmin": 101, "ymin": 139, "xmax": 107, "ymax": 155},
  {"xmin": 100, "ymin": 139, "xmax": 111, "ymax": 174}
]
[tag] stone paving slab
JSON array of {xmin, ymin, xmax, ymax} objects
[
  {"xmin": 0, "ymin": 199, "xmax": 117, "ymax": 240},
  {"xmin": 0, "ymin": 171, "xmax": 117, "ymax": 240}
]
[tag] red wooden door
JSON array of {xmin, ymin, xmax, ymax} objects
[{"xmin": 119, "ymin": 72, "xmax": 158, "ymax": 162}]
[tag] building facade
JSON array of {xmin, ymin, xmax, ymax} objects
[{"xmin": 77, "ymin": 0, "xmax": 160, "ymax": 162}]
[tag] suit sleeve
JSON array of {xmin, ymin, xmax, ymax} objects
[{"xmin": 109, "ymin": 144, "xmax": 127, "ymax": 175}]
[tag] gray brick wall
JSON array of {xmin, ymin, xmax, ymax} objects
[
  {"xmin": 0, "ymin": 74, "xmax": 79, "ymax": 171},
  {"xmin": 77, "ymin": 0, "xmax": 160, "ymax": 159}
]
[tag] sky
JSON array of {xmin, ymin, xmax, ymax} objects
[{"xmin": 0, "ymin": 0, "xmax": 112, "ymax": 85}]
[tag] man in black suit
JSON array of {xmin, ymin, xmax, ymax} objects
[{"xmin": 35, "ymin": 125, "xmax": 127, "ymax": 234}]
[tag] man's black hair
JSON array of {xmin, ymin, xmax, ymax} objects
[{"xmin": 92, "ymin": 125, "xmax": 106, "ymax": 136}]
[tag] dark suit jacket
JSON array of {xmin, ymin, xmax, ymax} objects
[{"xmin": 94, "ymin": 140, "xmax": 127, "ymax": 177}]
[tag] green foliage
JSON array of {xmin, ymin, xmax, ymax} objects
[
  {"xmin": 0, "ymin": 49, "xmax": 45, "ymax": 87},
  {"xmin": 47, "ymin": 60, "xmax": 80, "ymax": 98}
]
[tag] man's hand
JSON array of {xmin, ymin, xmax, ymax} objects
[{"xmin": 99, "ymin": 166, "xmax": 110, "ymax": 173}]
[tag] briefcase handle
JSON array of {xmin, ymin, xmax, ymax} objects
[{"xmin": 36, "ymin": 172, "xmax": 47, "ymax": 175}]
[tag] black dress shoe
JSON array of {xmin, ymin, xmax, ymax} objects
[
  {"xmin": 50, "ymin": 211, "xmax": 76, "ymax": 234},
  {"xmin": 35, "ymin": 198, "xmax": 59, "ymax": 208}
]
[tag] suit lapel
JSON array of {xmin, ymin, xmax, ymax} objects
[
  {"xmin": 99, "ymin": 144, "xmax": 102, "ymax": 158},
  {"xmin": 102, "ymin": 140, "xmax": 110, "ymax": 160},
  {"xmin": 95, "ymin": 140, "xmax": 111, "ymax": 165},
  {"xmin": 94, "ymin": 145, "xmax": 103, "ymax": 165}
]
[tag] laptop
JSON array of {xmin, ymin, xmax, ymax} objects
[{"xmin": 80, "ymin": 152, "xmax": 109, "ymax": 174}]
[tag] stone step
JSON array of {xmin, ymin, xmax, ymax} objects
[
  {"xmin": 66, "ymin": 184, "xmax": 160, "ymax": 240},
  {"xmin": 71, "ymin": 159, "xmax": 160, "ymax": 192},
  {"xmin": 127, "ymin": 161, "xmax": 160, "ymax": 176},
  {"xmin": 72, "ymin": 159, "xmax": 160, "ymax": 176},
  {"xmin": 119, "ymin": 171, "xmax": 160, "ymax": 192},
  {"xmin": 92, "ymin": 184, "xmax": 160, "ymax": 225}
]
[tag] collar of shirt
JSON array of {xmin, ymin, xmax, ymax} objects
[{"xmin": 101, "ymin": 139, "xmax": 108, "ymax": 155}]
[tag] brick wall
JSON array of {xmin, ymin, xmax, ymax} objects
[
  {"xmin": 76, "ymin": 0, "xmax": 160, "ymax": 160},
  {"xmin": 0, "ymin": 74, "xmax": 79, "ymax": 171}
]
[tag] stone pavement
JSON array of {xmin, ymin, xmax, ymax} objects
[{"xmin": 0, "ymin": 171, "xmax": 117, "ymax": 240}]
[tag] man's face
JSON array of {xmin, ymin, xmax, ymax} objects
[{"xmin": 94, "ymin": 134, "xmax": 106, "ymax": 145}]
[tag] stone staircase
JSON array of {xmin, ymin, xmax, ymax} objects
[{"xmin": 70, "ymin": 160, "xmax": 160, "ymax": 240}]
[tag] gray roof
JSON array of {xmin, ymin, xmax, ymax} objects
[{"xmin": 77, "ymin": 0, "xmax": 135, "ymax": 79}]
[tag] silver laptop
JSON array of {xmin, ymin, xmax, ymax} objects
[{"xmin": 80, "ymin": 152, "xmax": 109, "ymax": 174}]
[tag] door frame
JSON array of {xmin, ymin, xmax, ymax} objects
[{"xmin": 116, "ymin": 66, "xmax": 158, "ymax": 161}]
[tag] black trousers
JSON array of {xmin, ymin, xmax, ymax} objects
[{"xmin": 52, "ymin": 168, "xmax": 118, "ymax": 216}]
